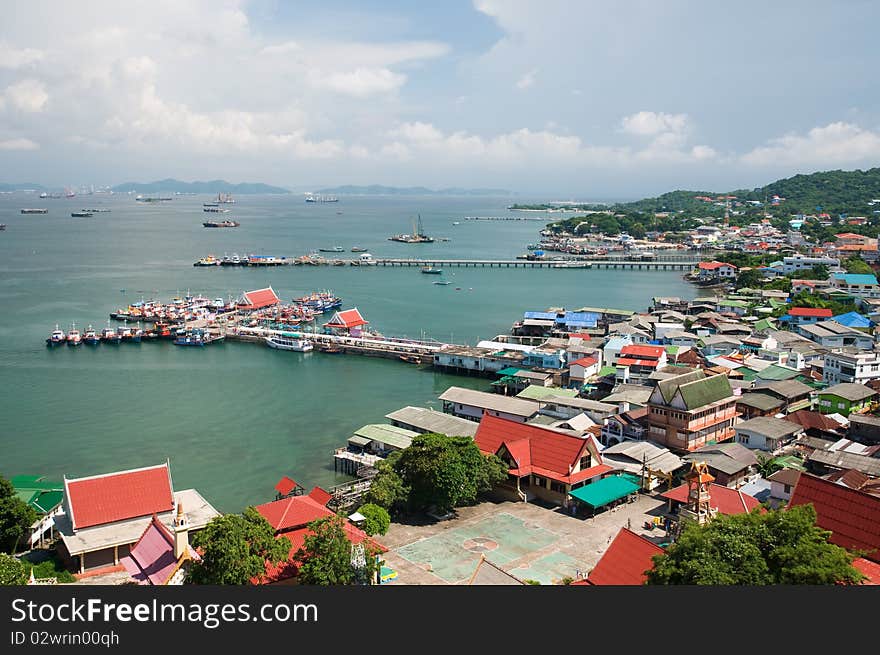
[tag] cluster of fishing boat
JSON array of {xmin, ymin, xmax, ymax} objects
[
  {"xmin": 109, "ymin": 294, "xmax": 237, "ymax": 323},
  {"xmin": 46, "ymin": 322, "xmax": 224, "ymax": 347}
]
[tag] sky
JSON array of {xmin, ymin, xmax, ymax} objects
[{"xmin": 2, "ymin": 0, "xmax": 880, "ymax": 197}]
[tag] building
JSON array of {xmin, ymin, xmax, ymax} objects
[
  {"xmin": 831, "ymin": 273, "xmax": 880, "ymax": 299},
  {"xmin": 780, "ymin": 254, "xmax": 839, "ymax": 274},
  {"xmin": 787, "ymin": 307, "xmax": 834, "ymax": 326},
  {"xmin": 736, "ymin": 391, "xmax": 785, "ymax": 419},
  {"xmin": 473, "ymin": 414, "xmax": 614, "ymax": 505},
  {"xmin": 584, "ymin": 528, "xmax": 664, "ymax": 585},
  {"xmin": 734, "ymin": 416, "xmax": 804, "ymax": 452},
  {"xmin": 817, "ymin": 383, "xmax": 877, "ymax": 416},
  {"xmin": 646, "ymin": 370, "xmax": 738, "ymax": 452},
  {"xmin": 697, "ymin": 261, "xmax": 738, "ymax": 281},
  {"xmin": 767, "ymin": 468, "xmax": 801, "ymax": 504},
  {"xmin": 616, "ymin": 344, "xmax": 668, "ymax": 381},
  {"xmin": 56, "ymin": 462, "xmax": 221, "ymax": 574},
  {"xmin": 323, "ymin": 308, "xmax": 369, "ymax": 337},
  {"xmin": 236, "ymin": 286, "xmax": 280, "ymax": 310},
  {"xmin": 598, "ymin": 440, "xmax": 684, "ymax": 490},
  {"xmin": 848, "ymin": 414, "xmax": 880, "ymax": 445},
  {"xmin": 797, "ymin": 321, "xmax": 874, "ymax": 349},
  {"xmin": 823, "ymin": 350, "xmax": 880, "ymax": 385},
  {"xmin": 10, "ymin": 475, "xmax": 65, "ymax": 550},
  {"xmin": 681, "ymin": 442, "xmax": 758, "ymax": 488},
  {"xmin": 121, "ymin": 506, "xmax": 198, "ymax": 585},
  {"xmin": 439, "ymin": 386, "xmax": 539, "ymax": 423},
  {"xmin": 569, "ymin": 356, "xmax": 600, "ymax": 386},
  {"xmin": 788, "ymin": 473, "xmax": 880, "ymax": 563},
  {"xmin": 600, "ymin": 407, "xmax": 649, "ymax": 445},
  {"xmin": 384, "ymin": 406, "xmax": 478, "ymax": 438},
  {"xmin": 751, "ymin": 379, "xmax": 815, "ymax": 413},
  {"xmin": 661, "ymin": 479, "xmax": 761, "ymax": 516}
]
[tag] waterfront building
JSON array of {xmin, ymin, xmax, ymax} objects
[
  {"xmin": 816, "ymin": 382, "xmax": 876, "ymax": 416},
  {"xmin": 121, "ymin": 506, "xmax": 198, "ymax": 585},
  {"xmin": 697, "ymin": 261, "xmax": 738, "ymax": 281},
  {"xmin": 323, "ymin": 307, "xmax": 369, "ymax": 337},
  {"xmin": 439, "ymin": 386, "xmax": 540, "ymax": 423},
  {"xmin": 385, "ymin": 406, "xmax": 478, "ymax": 438},
  {"xmin": 56, "ymin": 462, "xmax": 220, "ymax": 574},
  {"xmin": 646, "ymin": 370, "xmax": 738, "ymax": 452},
  {"xmin": 236, "ymin": 286, "xmax": 280, "ymax": 310},
  {"xmin": 473, "ymin": 414, "xmax": 614, "ymax": 505}
]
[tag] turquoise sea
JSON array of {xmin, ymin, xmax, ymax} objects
[{"xmin": 0, "ymin": 193, "xmax": 696, "ymax": 511}]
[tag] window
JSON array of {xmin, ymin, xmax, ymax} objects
[
  {"xmin": 533, "ymin": 476, "xmax": 544, "ymax": 487},
  {"xmin": 550, "ymin": 482, "xmax": 566, "ymax": 494},
  {"xmin": 783, "ymin": 484, "xmax": 791, "ymax": 494},
  {"xmin": 739, "ymin": 434, "xmax": 750, "ymax": 444},
  {"xmin": 579, "ymin": 455, "xmax": 591, "ymax": 470},
  {"xmin": 838, "ymin": 402, "xmax": 846, "ymax": 409}
]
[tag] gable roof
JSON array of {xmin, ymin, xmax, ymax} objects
[
  {"xmin": 785, "ymin": 410, "xmax": 844, "ymax": 433},
  {"xmin": 254, "ymin": 494, "xmax": 335, "ymax": 533},
  {"xmin": 474, "ymin": 414, "xmax": 610, "ymax": 483},
  {"xmin": 570, "ymin": 356, "xmax": 598, "ymax": 368},
  {"xmin": 655, "ymin": 369, "xmax": 708, "ymax": 404},
  {"xmin": 788, "ymin": 473, "xmax": 880, "ymax": 562},
  {"xmin": 64, "ymin": 463, "xmax": 174, "ymax": 531},
  {"xmin": 587, "ymin": 528, "xmax": 665, "ymax": 585},
  {"xmin": 324, "ymin": 308, "xmax": 368, "ymax": 328},
  {"xmin": 662, "ymin": 483, "xmax": 760, "ymax": 515},
  {"xmin": 820, "ymin": 383, "xmax": 876, "ymax": 402},
  {"xmin": 274, "ymin": 476, "xmax": 300, "ymax": 497},
  {"xmin": 439, "ymin": 387, "xmax": 540, "ymax": 418},
  {"xmin": 238, "ymin": 287, "xmax": 280, "ymax": 309},
  {"xmin": 620, "ymin": 344, "xmax": 666, "ymax": 359},
  {"xmin": 674, "ymin": 372, "xmax": 734, "ymax": 410},
  {"xmin": 121, "ymin": 515, "xmax": 195, "ymax": 586},
  {"xmin": 736, "ymin": 416, "xmax": 803, "ymax": 440},
  {"xmin": 756, "ymin": 379, "xmax": 814, "ymax": 398}
]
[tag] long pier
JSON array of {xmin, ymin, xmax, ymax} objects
[{"xmin": 372, "ymin": 258, "xmax": 699, "ymax": 270}]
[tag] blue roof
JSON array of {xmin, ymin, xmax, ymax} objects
[
  {"xmin": 524, "ymin": 311, "xmax": 558, "ymax": 321},
  {"xmin": 559, "ymin": 311, "xmax": 599, "ymax": 323},
  {"xmin": 832, "ymin": 311, "xmax": 873, "ymax": 328},
  {"xmin": 739, "ymin": 479, "xmax": 771, "ymax": 503},
  {"xmin": 832, "ymin": 273, "xmax": 878, "ymax": 285}
]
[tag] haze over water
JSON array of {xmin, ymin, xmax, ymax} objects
[{"xmin": 0, "ymin": 193, "xmax": 696, "ymax": 511}]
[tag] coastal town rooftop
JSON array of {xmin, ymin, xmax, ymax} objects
[
  {"xmin": 439, "ymin": 387, "xmax": 540, "ymax": 418},
  {"xmin": 385, "ymin": 406, "xmax": 478, "ymax": 437}
]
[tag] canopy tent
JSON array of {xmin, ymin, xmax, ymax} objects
[{"xmin": 568, "ymin": 476, "xmax": 640, "ymax": 508}]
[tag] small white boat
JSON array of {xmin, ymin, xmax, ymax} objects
[{"xmin": 266, "ymin": 335, "xmax": 314, "ymax": 352}]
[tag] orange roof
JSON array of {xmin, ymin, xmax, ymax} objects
[
  {"xmin": 570, "ymin": 356, "xmax": 598, "ymax": 368},
  {"xmin": 587, "ymin": 528, "xmax": 664, "ymax": 585},
  {"xmin": 65, "ymin": 464, "xmax": 174, "ymax": 530},
  {"xmin": 238, "ymin": 286, "xmax": 280, "ymax": 309},
  {"xmin": 854, "ymin": 557, "xmax": 880, "ymax": 584},
  {"xmin": 254, "ymin": 494, "xmax": 335, "ymax": 533},
  {"xmin": 617, "ymin": 358, "xmax": 661, "ymax": 368},
  {"xmin": 835, "ymin": 233, "xmax": 866, "ymax": 239},
  {"xmin": 698, "ymin": 261, "xmax": 736, "ymax": 270},
  {"xmin": 661, "ymin": 483, "xmax": 760, "ymax": 515},
  {"xmin": 307, "ymin": 486, "xmax": 332, "ymax": 506},
  {"xmin": 274, "ymin": 476, "xmax": 299, "ymax": 496},
  {"xmin": 620, "ymin": 344, "xmax": 665, "ymax": 359},
  {"xmin": 324, "ymin": 308, "xmax": 368, "ymax": 328}
]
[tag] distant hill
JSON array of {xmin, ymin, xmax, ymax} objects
[
  {"xmin": 314, "ymin": 185, "xmax": 513, "ymax": 196},
  {"xmin": 112, "ymin": 179, "xmax": 290, "ymax": 194},
  {"xmin": 0, "ymin": 182, "xmax": 48, "ymax": 192}
]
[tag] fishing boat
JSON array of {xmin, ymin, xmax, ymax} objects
[
  {"xmin": 83, "ymin": 325, "xmax": 100, "ymax": 345},
  {"xmin": 71, "ymin": 211, "xmax": 93, "ymax": 218},
  {"xmin": 319, "ymin": 246, "xmax": 344, "ymax": 252},
  {"xmin": 21, "ymin": 208, "xmax": 48, "ymax": 214},
  {"xmin": 66, "ymin": 323, "xmax": 82, "ymax": 346},
  {"xmin": 433, "ymin": 280, "xmax": 451, "ymax": 286},
  {"xmin": 420, "ymin": 267, "xmax": 443, "ymax": 275},
  {"xmin": 46, "ymin": 325, "xmax": 66, "ymax": 347},
  {"xmin": 452, "ymin": 221, "xmax": 460, "ymax": 225},
  {"xmin": 101, "ymin": 324, "xmax": 121, "ymax": 344},
  {"xmin": 202, "ymin": 220, "xmax": 239, "ymax": 227},
  {"xmin": 194, "ymin": 255, "xmax": 222, "ymax": 266},
  {"xmin": 399, "ymin": 354, "xmax": 422, "ymax": 364},
  {"xmin": 319, "ymin": 343, "xmax": 343, "ymax": 354},
  {"xmin": 350, "ymin": 246, "xmax": 367, "ymax": 252},
  {"xmin": 293, "ymin": 291, "xmax": 342, "ymax": 313},
  {"xmin": 174, "ymin": 329, "xmax": 224, "ymax": 346},
  {"xmin": 265, "ymin": 335, "xmax": 314, "ymax": 352},
  {"xmin": 389, "ymin": 214, "xmax": 434, "ymax": 243}
]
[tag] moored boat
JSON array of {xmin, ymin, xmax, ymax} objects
[
  {"xmin": 265, "ymin": 335, "xmax": 314, "ymax": 352},
  {"xmin": 21, "ymin": 208, "xmax": 48, "ymax": 214},
  {"xmin": 83, "ymin": 325, "xmax": 100, "ymax": 345},
  {"xmin": 101, "ymin": 325, "xmax": 121, "ymax": 344},
  {"xmin": 46, "ymin": 325, "xmax": 66, "ymax": 347},
  {"xmin": 71, "ymin": 211, "xmax": 93, "ymax": 218},
  {"xmin": 420, "ymin": 267, "xmax": 443, "ymax": 275},
  {"xmin": 319, "ymin": 343, "xmax": 343, "ymax": 354},
  {"xmin": 202, "ymin": 220, "xmax": 239, "ymax": 227},
  {"xmin": 194, "ymin": 255, "xmax": 222, "ymax": 266},
  {"xmin": 66, "ymin": 324, "xmax": 82, "ymax": 346}
]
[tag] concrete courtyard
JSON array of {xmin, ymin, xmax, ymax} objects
[{"xmin": 376, "ymin": 493, "xmax": 669, "ymax": 585}]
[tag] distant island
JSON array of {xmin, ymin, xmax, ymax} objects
[
  {"xmin": 0, "ymin": 182, "xmax": 48, "ymax": 192},
  {"xmin": 314, "ymin": 185, "xmax": 513, "ymax": 196},
  {"xmin": 112, "ymin": 179, "xmax": 290, "ymax": 194}
]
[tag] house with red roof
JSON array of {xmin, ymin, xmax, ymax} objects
[
  {"xmin": 473, "ymin": 414, "xmax": 615, "ymax": 505},
  {"xmin": 616, "ymin": 344, "xmax": 667, "ymax": 381},
  {"xmin": 568, "ymin": 355, "xmax": 600, "ymax": 386},
  {"xmin": 697, "ymin": 261, "xmax": 737, "ymax": 282},
  {"xmin": 583, "ymin": 527, "xmax": 665, "ymax": 585},
  {"xmin": 121, "ymin": 505, "xmax": 199, "ymax": 585},
  {"xmin": 236, "ymin": 286, "xmax": 280, "ymax": 310},
  {"xmin": 253, "ymin": 482, "xmax": 381, "ymax": 584},
  {"xmin": 787, "ymin": 306, "xmax": 833, "ymax": 326},
  {"xmin": 56, "ymin": 461, "xmax": 221, "ymax": 574},
  {"xmin": 323, "ymin": 308, "xmax": 369, "ymax": 336}
]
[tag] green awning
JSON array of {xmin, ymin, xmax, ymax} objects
[
  {"xmin": 568, "ymin": 476, "xmax": 640, "ymax": 508},
  {"xmin": 348, "ymin": 435, "xmax": 372, "ymax": 446},
  {"xmin": 497, "ymin": 367, "xmax": 524, "ymax": 377}
]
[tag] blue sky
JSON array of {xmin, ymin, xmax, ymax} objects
[{"xmin": 1, "ymin": 0, "xmax": 879, "ymax": 196}]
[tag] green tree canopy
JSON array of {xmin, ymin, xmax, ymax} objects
[
  {"xmin": 843, "ymin": 256, "xmax": 874, "ymax": 275},
  {"xmin": 0, "ymin": 476, "xmax": 38, "ymax": 554},
  {"xmin": 356, "ymin": 503, "xmax": 390, "ymax": 536},
  {"xmin": 392, "ymin": 433, "xmax": 508, "ymax": 514},
  {"xmin": 295, "ymin": 515, "xmax": 380, "ymax": 585},
  {"xmin": 0, "ymin": 553, "xmax": 28, "ymax": 585},
  {"xmin": 187, "ymin": 507, "xmax": 291, "ymax": 585},
  {"xmin": 647, "ymin": 504, "xmax": 865, "ymax": 585},
  {"xmin": 363, "ymin": 454, "xmax": 409, "ymax": 516}
]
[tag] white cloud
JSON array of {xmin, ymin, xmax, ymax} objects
[
  {"xmin": 0, "ymin": 42, "xmax": 45, "ymax": 69},
  {"xmin": 741, "ymin": 122, "xmax": 880, "ymax": 166},
  {"xmin": 516, "ymin": 69, "xmax": 537, "ymax": 90},
  {"xmin": 260, "ymin": 41, "xmax": 301, "ymax": 56},
  {"xmin": 6, "ymin": 79, "xmax": 49, "ymax": 112},
  {"xmin": 0, "ymin": 138, "xmax": 39, "ymax": 150},
  {"xmin": 621, "ymin": 111, "xmax": 688, "ymax": 136},
  {"xmin": 313, "ymin": 68, "xmax": 406, "ymax": 97}
]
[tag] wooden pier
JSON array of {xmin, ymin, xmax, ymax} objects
[
  {"xmin": 372, "ymin": 258, "xmax": 699, "ymax": 270},
  {"xmin": 326, "ymin": 467, "xmax": 378, "ymax": 512}
]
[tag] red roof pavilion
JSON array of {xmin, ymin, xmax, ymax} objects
[
  {"xmin": 324, "ymin": 308, "xmax": 368, "ymax": 329},
  {"xmin": 237, "ymin": 287, "xmax": 280, "ymax": 310},
  {"xmin": 586, "ymin": 527, "xmax": 665, "ymax": 585}
]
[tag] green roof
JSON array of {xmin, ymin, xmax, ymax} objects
[
  {"xmin": 516, "ymin": 385, "xmax": 579, "ymax": 401},
  {"xmin": 497, "ymin": 367, "xmax": 524, "ymax": 377},
  {"xmin": 677, "ymin": 373, "xmax": 734, "ymax": 410},
  {"xmin": 352, "ymin": 424, "xmax": 419, "ymax": 449},
  {"xmin": 666, "ymin": 345, "xmax": 681, "ymax": 355},
  {"xmin": 771, "ymin": 455, "xmax": 806, "ymax": 471},
  {"xmin": 753, "ymin": 318, "xmax": 776, "ymax": 332},
  {"xmin": 31, "ymin": 490, "xmax": 64, "ymax": 514},
  {"xmin": 755, "ymin": 364, "xmax": 801, "ymax": 381},
  {"xmin": 656, "ymin": 370, "xmax": 707, "ymax": 404},
  {"xmin": 769, "ymin": 299, "xmax": 788, "ymax": 309},
  {"xmin": 10, "ymin": 476, "xmax": 64, "ymax": 514},
  {"xmin": 568, "ymin": 476, "xmax": 640, "ymax": 508},
  {"xmin": 597, "ymin": 366, "xmax": 618, "ymax": 378}
]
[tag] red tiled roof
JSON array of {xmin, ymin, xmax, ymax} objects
[
  {"xmin": 564, "ymin": 463, "xmax": 615, "ymax": 485},
  {"xmin": 239, "ymin": 287, "xmax": 280, "ymax": 309},
  {"xmin": 788, "ymin": 473, "xmax": 880, "ymax": 562},
  {"xmin": 274, "ymin": 476, "xmax": 299, "ymax": 496},
  {"xmin": 324, "ymin": 308, "xmax": 368, "ymax": 328},
  {"xmin": 570, "ymin": 356, "xmax": 598, "ymax": 368},
  {"xmin": 503, "ymin": 439, "xmax": 531, "ymax": 470},
  {"xmin": 307, "ymin": 486, "xmax": 332, "ymax": 506},
  {"xmin": 698, "ymin": 261, "xmax": 736, "ymax": 270},
  {"xmin": 254, "ymin": 495, "xmax": 335, "ymax": 533},
  {"xmin": 474, "ymin": 414, "xmax": 595, "ymax": 481},
  {"xmin": 617, "ymin": 357, "xmax": 661, "ymax": 368},
  {"xmin": 835, "ymin": 233, "xmax": 867, "ymax": 240},
  {"xmin": 784, "ymin": 410, "xmax": 842, "ymax": 433},
  {"xmin": 836, "ymin": 244, "xmax": 878, "ymax": 252},
  {"xmin": 854, "ymin": 557, "xmax": 880, "ymax": 584},
  {"xmin": 65, "ymin": 464, "xmax": 174, "ymax": 530},
  {"xmin": 788, "ymin": 307, "xmax": 833, "ymax": 318},
  {"xmin": 620, "ymin": 344, "xmax": 665, "ymax": 358},
  {"xmin": 661, "ymin": 483, "xmax": 760, "ymax": 515},
  {"xmin": 587, "ymin": 528, "xmax": 664, "ymax": 585}
]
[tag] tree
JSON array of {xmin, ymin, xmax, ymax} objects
[
  {"xmin": 736, "ymin": 268, "xmax": 764, "ymax": 289},
  {"xmin": 0, "ymin": 476, "xmax": 37, "ymax": 554},
  {"xmin": 844, "ymin": 256, "xmax": 873, "ymax": 275},
  {"xmin": 357, "ymin": 503, "xmax": 390, "ymax": 536},
  {"xmin": 392, "ymin": 433, "xmax": 508, "ymax": 514},
  {"xmin": 295, "ymin": 515, "xmax": 380, "ymax": 585},
  {"xmin": 363, "ymin": 454, "xmax": 409, "ymax": 516},
  {"xmin": 187, "ymin": 507, "xmax": 291, "ymax": 585},
  {"xmin": 756, "ymin": 454, "xmax": 782, "ymax": 478},
  {"xmin": 647, "ymin": 504, "xmax": 865, "ymax": 585},
  {"xmin": 0, "ymin": 553, "xmax": 27, "ymax": 585}
]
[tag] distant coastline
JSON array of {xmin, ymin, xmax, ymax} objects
[
  {"xmin": 113, "ymin": 179, "xmax": 290, "ymax": 194},
  {"xmin": 314, "ymin": 184, "xmax": 513, "ymax": 196}
]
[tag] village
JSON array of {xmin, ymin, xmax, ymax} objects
[{"xmin": 6, "ymin": 200, "xmax": 880, "ymax": 587}]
